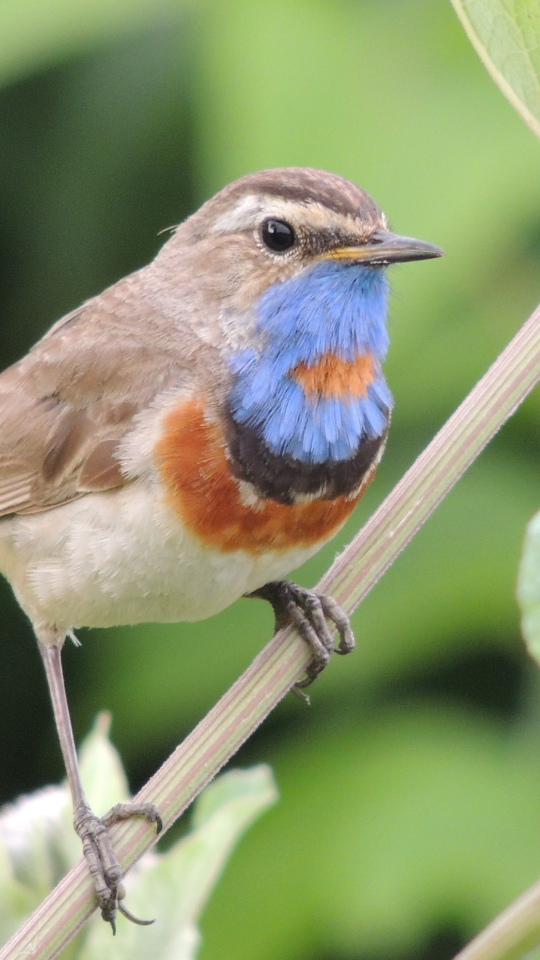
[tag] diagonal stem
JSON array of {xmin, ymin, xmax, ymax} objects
[
  {"xmin": 452, "ymin": 877, "xmax": 540, "ymax": 960},
  {"xmin": 320, "ymin": 300, "xmax": 540, "ymax": 611},
  {"xmin": 1, "ymin": 303, "xmax": 539, "ymax": 960}
]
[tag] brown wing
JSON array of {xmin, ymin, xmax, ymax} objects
[
  {"xmin": 0, "ymin": 275, "xmax": 204, "ymax": 517},
  {"xmin": 0, "ymin": 374, "xmax": 130, "ymax": 515}
]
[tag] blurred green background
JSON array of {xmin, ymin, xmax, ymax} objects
[{"xmin": 0, "ymin": 1, "xmax": 539, "ymax": 958}]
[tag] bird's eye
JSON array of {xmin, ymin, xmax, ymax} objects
[{"xmin": 261, "ymin": 218, "xmax": 296, "ymax": 253}]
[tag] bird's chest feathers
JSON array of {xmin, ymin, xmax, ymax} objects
[
  {"xmin": 154, "ymin": 399, "xmax": 373, "ymax": 555},
  {"xmin": 153, "ymin": 264, "xmax": 391, "ymax": 555}
]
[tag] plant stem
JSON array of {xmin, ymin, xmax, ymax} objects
[
  {"xmin": 453, "ymin": 877, "xmax": 540, "ymax": 960},
  {"xmin": 1, "ymin": 303, "xmax": 539, "ymax": 960}
]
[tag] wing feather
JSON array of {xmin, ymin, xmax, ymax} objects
[
  {"xmin": 0, "ymin": 272, "xmax": 212, "ymax": 517},
  {"xmin": 0, "ymin": 474, "xmax": 33, "ymax": 513}
]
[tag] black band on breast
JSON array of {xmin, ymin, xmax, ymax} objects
[{"xmin": 225, "ymin": 406, "xmax": 389, "ymax": 505}]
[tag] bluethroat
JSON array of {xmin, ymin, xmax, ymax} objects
[{"xmin": 0, "ymin": 167, "xmax": 442, "ymax": 928}]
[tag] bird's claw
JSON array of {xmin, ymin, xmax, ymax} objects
[
  {"xmin": 118, "ymin": 899, "xmax": 155, "ymax": 926},
  {"xmin": 248, "ymin": 580, "xmax": 355, "ymax": 692},
  {"xmin": 74, "ymin": 800, "xmax": 161, "ymax": 931}
]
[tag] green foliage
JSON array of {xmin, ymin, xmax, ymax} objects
[
  {"xmin": 518, "ymin": 512, "xmax": 540, "ymax": 663},
  {"xmin": 0, "ymin": 0, "xmax": 185, "ymax": 87},
  {"xmin": 450, "ymin": 0, "xmax": 540, "ymax": 140},
  {"xmin": 0, "ymin": 717, "xmax": 277, "ymax": 959},
  {"xmin": 0, "ymin": 1, "xmax": 539, "ymax": 959},
  {"xmin": 204, "ymin": 706, "xmax": 540, "ymax": 960}
]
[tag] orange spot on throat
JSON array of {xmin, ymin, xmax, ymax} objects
[
  {"xmin": 291, "ymin": 352, "xmax": 375, "ymax": 400},
  {"xmin": 155, "ymin": 400, "xmax": 376, "ymax": 555}
]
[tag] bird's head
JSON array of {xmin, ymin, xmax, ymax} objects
[
  {"xmin": 151, "ymin": 168, "xmax": 441, "ymax": 475},
  {"xmin": 158, "ymin": 167, "xmax": 441, "ymax": 319}
]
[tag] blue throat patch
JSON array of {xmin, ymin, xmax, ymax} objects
[{"xmin": 228, "ymin": 261, "xmax": 393, "ymax": 464}]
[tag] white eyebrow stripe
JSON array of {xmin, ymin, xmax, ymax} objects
[
  {"xmin": 210, "ymin": 194, "xmax": 269, "ymax": 234},
  {"xmin": 209, "ymin": 194, "xmax": 365, "ymax": 236}
]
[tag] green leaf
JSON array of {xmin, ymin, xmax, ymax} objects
[
  {"xmin": 200, "ymin": 705, "xmax": 540, "ymax": 960},
  {"xmin": 0, "ymin": 713, "xmax": 132, "ymax": 946},
  {"xmin": 0, "ymin": 715, "xmax": 277, "ymax": 960},
  {"xmin": 517, "ymin": 510, "xmax": 540, "ymax": 662},
  {"xmin": 450, "ymin": 0, "xmax": 540, "ymax": 140},
  {"xmin": 77, "ymin": 713, "xmax": 130, "ymax": 815},
  {"xmin": 0, "ymin": 786, "xmax": 74, "ymax": 944},
  {"xmin": 78, "ymin": 767, "xmax": 278, "ymax": 960}
]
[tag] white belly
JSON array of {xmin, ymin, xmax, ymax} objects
[{"xmin": 0, "ymin": 484, "xmax": 323, "ymax": 633}]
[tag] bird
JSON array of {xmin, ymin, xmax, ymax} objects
[{"xmin": 0, "ymin": 167, "xmax": 441, "ymax": 930}]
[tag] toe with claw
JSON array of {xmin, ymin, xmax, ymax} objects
[
  {"xmin": 74, "ymin": 800, "xmax": 162, "ymax": 931},
  {"xmin": 248, "ymin": 579, "xmax": 355, "ymax": 691}
]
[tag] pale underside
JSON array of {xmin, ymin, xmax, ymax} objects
[{"xmin": 0, "ymin": 482, "xmax": 329, "ymax": 634}]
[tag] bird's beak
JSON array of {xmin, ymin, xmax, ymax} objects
[{"xmin": 319, "ymin": 228, "xmax": 443, "ymax": 265}]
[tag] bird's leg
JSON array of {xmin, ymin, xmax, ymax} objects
[
  {"xmin": 247, "ymin": 580, "xmax": 355, "ymax": 692},
  {"xmin": 37, "ymin": 632, "xmax": 162, "ymax": 932}
]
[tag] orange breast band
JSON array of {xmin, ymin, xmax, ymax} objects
[
  {"xmin": 290, "ymin": 352, "xmax": 375, "ymax": 400},
  {"xmin": 154, "ymin": 399, "xmax": 375, "ymax": 555}
]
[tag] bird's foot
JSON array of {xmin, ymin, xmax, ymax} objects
[
  {"xmin": 249, "ymin": 580, "xmax": 355, "ymax": 694},
  {"xmin": 74, "ymin": 800, "xmax": 162, "ymax": 932}
]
